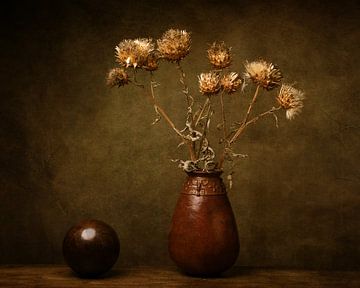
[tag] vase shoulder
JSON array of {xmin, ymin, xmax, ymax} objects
[{"xmin": 183, "ymin": 173, "xmax": 226, "ymax": 196}]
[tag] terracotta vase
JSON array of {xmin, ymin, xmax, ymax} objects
[{"xmin": 168, "ymin": 171, "xmax": 239, "ymax": 276}]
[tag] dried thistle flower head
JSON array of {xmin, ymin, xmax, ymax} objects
[
  {"xmin": 115, "ymin": 38, "xmax": 154, "ymax": 68},
  {"xmin": 198, "ymin": 71, "xmax": 221, "ymax": 95},
  {"xmin": 144, "ymin": 53, "xmax": 159, "ymax": 71},
  {"xmin": 277, "ymin": 84, "xmax": 305, "ymax": 120},
  {"xmin": 157, "ymin": 29, "xmax": 191, "ymax": 62},
  {"xmin": 244, "ymin": 59, "xmax": 283, "ymax": 90},
  {"xmin": 207, "ymin": 41, "xmax": 232, "ymax": 69},
  {"xmin": 221, "ymin": 72, "xmax": 242, "ymax": 94},
  {"xmin": 106, "ymin": 68, "xmax": 130, "ymax": 87}
]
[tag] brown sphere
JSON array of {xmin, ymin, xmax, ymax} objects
[{"xmin": 63, "ymin": 219, "xmax": 120, "ymax": 278}]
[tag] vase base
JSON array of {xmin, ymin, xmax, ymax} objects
[{"xmin": 179, "ymin": 269, "xmax": 225, "ymax": 278}]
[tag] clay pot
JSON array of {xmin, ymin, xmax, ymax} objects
[{"xmin": 168, "ymin": 171, "xmax": 239, "ymax": 276}]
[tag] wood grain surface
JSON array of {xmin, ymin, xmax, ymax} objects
[{"xmin": 0, "ymin": 266, "xmax": 359, "ymax": 287}]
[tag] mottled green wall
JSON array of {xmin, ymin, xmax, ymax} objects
[{"xmin": 1, "ymin": 0, "xmax": 359, "ymax": 269}]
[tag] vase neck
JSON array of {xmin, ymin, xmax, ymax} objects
[{"xmin": 182, "ymin": 173, "xmax": 226, "ymax": 196}]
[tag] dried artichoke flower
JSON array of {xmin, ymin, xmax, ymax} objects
[
  {"xmin": 244, "ymin": 59, "xmax": 283, "ymax": 90},
  {"xmin": 115, "ymin": 38, "xmax": 154, "ymax": 68},
  {"xmin": 277, "ymin": 84, "xmax": 305, "ymax": 120},
  {"xmin": 106, "ymin": 68, "xmax": 130, "ymax": 87},
  {"xmin": 221, "ymin": 72, "xmax": 242, "ymax": 94},
  {"xmin": 207, "ymin": 41, "xmax": 232, "ymax": 69},
  {"xmin": 157, "ymin": 29, "xmax": 191, "ymax": 62},
  {"xmin": 198, "ymin": 71, "xmax": 221, "ymax": 95}
]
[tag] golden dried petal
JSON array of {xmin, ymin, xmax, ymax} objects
[
  {"xmin": 244, "ymin": 59, "xmax": 282, "ymax": 90},
  {"xmin": 106, "ymin": 68, "xmax": 130, "ymax": 87},
  {"xmin": 157, "ymin": 29, "xmax": 191, "ymax": 62},
  {"xmin": 207, "ymin": 42, "xmax": 232, "ymax": 69},
  {"xmin": 198, "ymin": 71, "xmax": 221, "ymax": 95},
  {"xmin": 221, "ymin": 72, "xmax": 242, "ymax": 94},
  {"xmin": 277, "ymin": 84, "xmax": 305, "ymax": 120},
  {"xmin": 115, "ymin": 38, "xmax": 154, "ymax": 68}
]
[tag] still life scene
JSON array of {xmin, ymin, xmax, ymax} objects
[
  {"xmin": 103, "ymin": 28, "xmax": 305, "ymax": 276},
  {"xmin": 3, "ymin": 1, "xmax": 359, "ymax": 286}
]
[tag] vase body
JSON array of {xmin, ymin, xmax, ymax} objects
[{"xmin": 168, "ymin": 171, "xmax": 239, "ymax": 276}]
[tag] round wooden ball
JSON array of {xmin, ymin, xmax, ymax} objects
[{"xmin": 63, "ymin": 219, "xmax": 120, "ymax": 278}]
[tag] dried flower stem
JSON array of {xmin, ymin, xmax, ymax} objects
[
  {"xmin": 195, "ymin": 97, "xmax": 210, "ymax": 127},
  {"xmin": 245, "ymin": 106, "xmax": 281, "ymax": 127},
  {"xmin": 148, "ymin": 81, "xmax": 180, "ymax": 136},
  {"xmin": 218, "ymin": 105, "xmax": 281, "ymax": 170},
  {"xmin": 176, "ymin": 61, "xmax": 194, "ymax": 117},
  {"xmin": 229, "ymin": 85, "xmax": 260, "ymax": 144},
  {"xmin": 132, "ymin": 69, "xmax": 145, "ymax": 88},
  {"xmin": 196, "ymin": 97, "xmax": 212, "ymax": 159},
  {"xmin": 148, "ymin": 76, "xmax": 196, "ymax": 161},
  {"xmin": 217, "ymin": 91, "xmax": 228, "ymax": 170},
  {"xmin": 176, "ymin": 61, "xmax": 196, "ymax": 158},
  {"xmin": 219, "ymin": 91, "xmax": 228, "ymax": 141},
  {"xmin": 157, "ymin": 105, "xmax": 196, "ymax": 161},
  {"xmin": 193, "ymin": 97, "xmax": 210, "ymax": 156}
]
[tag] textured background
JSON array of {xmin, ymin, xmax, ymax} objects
[{"xmin": 1, "ymin": 0, "xmax": 359, "ymax": 269}]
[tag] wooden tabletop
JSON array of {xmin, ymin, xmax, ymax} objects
[{"xmin": 0, "ymin": 265, "xmax": 359, "ymax": 287}]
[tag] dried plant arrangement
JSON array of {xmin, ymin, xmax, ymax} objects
[{"xmin": 106, "ymin": 28, "xmax": 305, "ymax": 184}]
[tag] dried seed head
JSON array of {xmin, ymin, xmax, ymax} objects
[
  {"xmin": 207, "ymin": 41, "xmax": 232, "ymax": 69},
  {"xmin": 157, "ymin": 29, "xmax": 191, "ymax": 62},
  {"xmin": 221, "ymin": 72, "xmax": 242, "ymax": 94},
  {"xmin": 106, "ymin": 68, "xmax": 130, "ymax": 87},
  {"xmin": 115, "ymin": 38, "xmax": 154, "ymax": 68},
  {"xmin": 198, "ymin": 71, "xmax": 221, "ymax": 95},
  {"xmin": 244, "ymin": 59, "xmax": 283, "ymax": 90},
  {"xmin": 277, "ymin": 84, "xmax": 305, "ymax": 120},
  {"xmin": 144, "ymin": 53, "xmax": 159, "ymax": 71}
]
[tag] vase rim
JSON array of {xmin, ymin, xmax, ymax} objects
[{"xmin": 186, "ymin": 170, "xmax": 223, "ymax": 177}]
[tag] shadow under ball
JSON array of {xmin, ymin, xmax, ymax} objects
[{"xmin": 63, "ymin": 219, "xmax": 120, "ymax": 278}]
